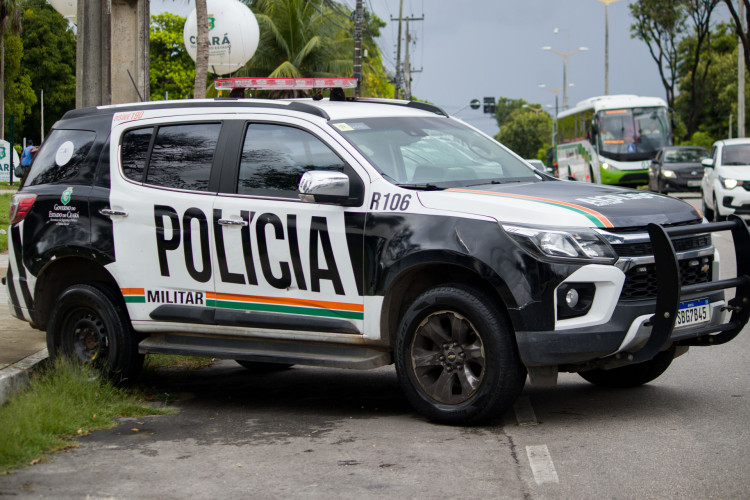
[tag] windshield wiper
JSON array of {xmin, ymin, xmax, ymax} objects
[{"xmin": 395, "ymin": 183, "xmax": 444, "ymax": 190}]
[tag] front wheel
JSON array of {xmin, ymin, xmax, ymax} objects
[
  {"xmin": 713, "ymin": 195, "xmax": 726, "ymax": 222},
  {"xmin": 395, "ymin": 284, "xmax": 526, "ymax": 425},
  {"xmin": 702, "ymin": 192, "xmax": 714, "ymax": 221},
  {"xmin": 47, "ymin": 284, "xmax": 143, "ymax": 384},
  {"xmin": 578, "ymin": 346, "xmax": 675, "ymax": 388}
]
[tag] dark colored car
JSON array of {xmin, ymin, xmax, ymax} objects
[{"xmin": 648, "ymin": 146, "xmax": 709, "ymax": 193}]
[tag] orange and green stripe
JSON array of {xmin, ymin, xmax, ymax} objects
[
  {"xmin": 206, "ymin": 292, "xmax": 364, "ymax": 320},
  {"xmin": 121, "ymin": 288, "xmax": 145, "ymax": 303},
  {"xmin": 447, "ymin": 188, "xmax": 614, "ymax": 229}
]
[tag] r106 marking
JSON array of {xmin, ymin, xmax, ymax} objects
[{"xmin": 370, "ymin": 192, "xmax": 411, "ymax": 211}]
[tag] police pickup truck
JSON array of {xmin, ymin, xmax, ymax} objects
[{"xmin": 6, "ymin": 78, "xmax": 750, "ymax": 425}]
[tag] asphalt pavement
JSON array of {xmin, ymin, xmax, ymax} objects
[{"xmin": 0, "ymin": 251, "xmax": 48, "ymax": 405}]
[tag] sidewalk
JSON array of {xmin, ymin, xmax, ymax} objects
[{"xmin": 0, "ymin": 251, "xmax": 48, "ymax": 405}]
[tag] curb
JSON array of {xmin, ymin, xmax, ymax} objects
[{"xmin": 0, "ymin": 348, "xmax": 48, "ymax": 406}]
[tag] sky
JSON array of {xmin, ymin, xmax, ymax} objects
[{"xmin": 151, "ymin": 0, "xmax": 733, "ymax": 136}]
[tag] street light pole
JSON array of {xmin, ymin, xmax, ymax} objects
[
  {"xmin": 596, "ymin": 0, "xmax": 619, "ymax": 95},
  {"xmin": 541, "ymin": 46, "xmax": 588, "ymax": 110},
  {"xmin": 539, "ymin": 84, "xmax": 566, "ymax": 147}
]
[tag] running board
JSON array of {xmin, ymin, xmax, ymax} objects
[{"xmin": 139, "ymin": 334, "xmax": 392, "ymax": 370}]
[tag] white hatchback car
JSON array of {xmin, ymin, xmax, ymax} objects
[{"xmin": 701, "ymin": 138, "xmax": 750, "ymax": 221}]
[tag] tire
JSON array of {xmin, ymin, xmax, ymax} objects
[
  {"xmin": 702, "ymin": 192, "xmax": 714, "ymax": 221},
  {"xmin": 47, "ymin": 284, "xmax": 143, "ymax": 384},
  {"xmin": 578, "ymin": 346, "xmax": 675, "ymax": 388},
  {"xmin": 235, "ymin": 360, "xmax": 294, "ymax": 372},
  {"xmin": 713, "ymin": 195, "xmax": 726, "ymax": 222},
  {"xmin": 395, "ymin": 284, "xmax": 526, "ymax": 425}
]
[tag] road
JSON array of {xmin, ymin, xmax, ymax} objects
[{"xmin": 1, "ymin": 193, "xmax": 748, "ymax": 499}]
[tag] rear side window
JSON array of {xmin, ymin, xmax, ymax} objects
[
  {"xmin": 26, "ymin": 129, "xmax": 96, "ymax": 186},
  {"xmin": 119, "ymin": 123, "xmax": 220, "ymax": 191},
  {"xmin": 120, "ymin": 127, "xmax": 153, "ymax": 182}
]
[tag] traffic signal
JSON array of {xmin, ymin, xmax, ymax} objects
[{"xmin": 483, "ymin": 97, "xmax": 495, "ymax": 114}]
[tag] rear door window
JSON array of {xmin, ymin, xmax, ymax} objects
[{"xmin": 145, "ymin": 123, "xmax": 221, "ymax": 191}]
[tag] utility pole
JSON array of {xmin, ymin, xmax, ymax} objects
[
  {"xmin": 391, "ymin": 2, "xmax": 423, "ymax": 99},
  {"xmin": 740, "ymin": 0, "xmax": 746, "ymax": 137},
  {"xmin": 394, "ymin": 0, "xmax": 403, "ymax": 99},
  {"xmin": 404, "ymin": 21, "xmax": 412, "ymax": 99},
  {"xmin": 353, "ymin": 0, "xmax": 364, "ymax": 97}
]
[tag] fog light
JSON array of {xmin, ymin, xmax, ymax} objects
[
  {"xmin": 557, "ymin": 283, "xmax": 596, "ymax": 320},
  {"xmin": 565, "ymin": 288, "xmax": 580, "ymax": 308}
]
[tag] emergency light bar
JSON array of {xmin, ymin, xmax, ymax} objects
[{"xmin": 215, "ymin": 77, "xmax": 358, "ymax": 91}]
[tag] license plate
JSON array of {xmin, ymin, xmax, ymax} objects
[
  {"xmin": 674, "ymin": 298, "xmax": 710, "ymax": 328},
  {"xmin": 687, "ymin": 180, "xmax": 701, "ymax": 187}
]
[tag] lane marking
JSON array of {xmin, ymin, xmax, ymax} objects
[
  {"xmin": 513, "ymin": 396, "xmax": 538, "ymax": 426},
  {"xmin": 526, "ymin": 445, "xmax": 559, "ymax": 484}
]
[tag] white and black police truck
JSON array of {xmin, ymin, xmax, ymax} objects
[{"xmin": 5, "ymin": 78, "xmax": 750, "ymax": 425}]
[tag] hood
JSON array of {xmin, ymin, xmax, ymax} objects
[
  {"xmin": 717, "ymin": 165, "xmax": 750, "ymax": 180},
  {"xmin": 417, "ymin": 181, "xmax": 701, "ymax": 229},
  {"xmin": 664, "ymin": 162, "xmax": 704, "ymax": 173}
]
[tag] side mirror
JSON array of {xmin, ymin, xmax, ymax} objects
[
  {"xmin": 299, "ymin": 170, "xmax": 352, "ymax": 205},
  {"xmin": 701, "ymin": 158, "xmax": 714, "ymax": 168}
]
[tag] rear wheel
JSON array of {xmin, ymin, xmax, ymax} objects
[
  {"xmin": 395, "ymin": 284, "xmax": 526, "ymax": 425},
  {"xmin": 47, "ymin": 284, "xmax": 143, "ymax": 384},
  {"xmin": 578, "ymin": 346, "xmax": 675, "ymax": 388}
]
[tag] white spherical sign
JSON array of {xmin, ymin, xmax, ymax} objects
[{"xmin": 183, "ymin": 0, "xmax": 260, "ymax": 75}]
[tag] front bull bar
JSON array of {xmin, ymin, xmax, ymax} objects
[{"xmin": 616, "ymin": 215, "xmax": 750, "ymax": 364}]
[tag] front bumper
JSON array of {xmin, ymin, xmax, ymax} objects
[
  {"xmin": 516, "ymin": 293, "xmax": 726, "ymax": 366},
  {"xmin": 516, "ymin": 217, "xmax": 750, "ymax": 368}
]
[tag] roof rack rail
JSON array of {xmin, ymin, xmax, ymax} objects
[{"xmin": 353, "ymin": 97, "xmax": 448, "ymax": 117}]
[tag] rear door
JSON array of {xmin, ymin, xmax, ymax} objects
[{"xmin": 106, "ymin": 116, "xmax": 223, "ymax": 327}]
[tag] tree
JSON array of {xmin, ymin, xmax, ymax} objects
[
  {"xmin": 150, "ymin": 13, "xmax": 195, "ymax": 100},
  {"xmin": 675, "ymin": 22, "xmax": 737, "ymax": 142},
  {"xmin": 4, "ymin": 32, "xmax": 35, "ymax": 141},
  {"xmin": 496, "ymin": 108, "xmax": 552, "ymax": 159},
  {"xmin": 679, "ymin": 0, "xmax": 720, "ymax": 137},
  {"xmin": 723, "ymin": 0, "xmax": 750, "ymax": 79},
  {"xmin": 18, "ymin": 0, "xmax": 75, "ymax": 142},
  {"xmin": 0, "ymin": 0, "xmax": 21, "ymax": 139},
  {"xmin": 493, "ymin": 97, "xmax": 529, "ymax": 129},
  {"xmin": 630, "ymin": 0, "xmax": 686, "ymax": 110}
]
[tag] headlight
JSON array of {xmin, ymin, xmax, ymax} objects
[
  {"xmin": 601, "ymin": 163, "xmax": 617, "ymax": 172},
  {"xmin": 720, "ymin": 176, "xmax": 742, "ymax": 189},
  {"xmin": 502, "ymin": 224, "xmax": 617, "ymax": 263},
  {"xmin": 661, "ymin": 169, "xmax": 676, "ymax": 178}
]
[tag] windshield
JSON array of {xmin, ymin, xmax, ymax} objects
[
  {"xmin": 721, "ymin": 144, "xmax": 750, "ymax": 166},
  {"xmin": 597, "ymin": 107, "xmax": 670, "ymax": 160},
  {"xmin": 663, "ymin": 148, "xmax": 708, "ymax": 163},
  {"xmin": 330, "ymin": 116, "xmax": 539, "ymax": 188}
]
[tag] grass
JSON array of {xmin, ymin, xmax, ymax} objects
[
  {"xmin": 0, "ymin": 357, "xmax": 175, "ymax": 475},
  {"xmin": 0, "ymin": 192, "xmax": 11, "ymax": 252}
]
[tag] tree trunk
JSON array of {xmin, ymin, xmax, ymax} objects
[{"xmin": 194, "ymin": 0, "xmax": 209, "ymax": 99}]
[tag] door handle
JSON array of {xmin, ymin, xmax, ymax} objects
[
  {"xmin": 100, "ymin": 208, "xmax": 128, "ymax": 217},
  {"xmin": 218, "ymin": 218, "xmax": 248, "ymax": 227}
]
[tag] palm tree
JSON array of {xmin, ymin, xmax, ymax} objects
[
  {"xmin": 193, "ymin": 0, "xmax": 208, "ymax": 98},
  {"xmin": 244, "ymin": 0, "xmax": 351, "ymax": 94},
  {"xmin": 0, "ymin": 0, "xmax": 21, "ymax": 139}
]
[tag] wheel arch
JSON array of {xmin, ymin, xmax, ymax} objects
[
  {"xmin": 33, "ymin": 256, "xmax": 123, "ymax": 330},
  {"xmin": 378, "ymin": 252, "xmax": 517, "ymax": 348}
]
